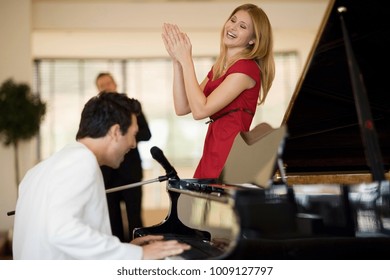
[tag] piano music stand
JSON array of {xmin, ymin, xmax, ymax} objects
[{"xmin": 221, "ymin": 123, "xmax": 287, "ymax": 188}]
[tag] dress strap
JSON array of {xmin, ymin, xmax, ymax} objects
[{"xmin": 205, "ymin": 108, "xmax": 254, "ymax": 124}]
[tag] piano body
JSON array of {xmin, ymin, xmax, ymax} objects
[
  {"xmin": 134, "ymin": 0, "xmax": 390, "ymax": 259},
  {"xmin": 282, "ymin": 0, "xmax": 390, "ymax": 184}
]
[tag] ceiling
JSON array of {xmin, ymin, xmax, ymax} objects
[{"xmin": 32, "ymin": 0, "xmax": 325, "ymax": 3}]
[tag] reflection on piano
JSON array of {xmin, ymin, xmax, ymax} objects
[
  {"xmin": 135, "ymin": 178, "xmax": 299, "ymax": 259},
  {"xmin": 134, "ymin": 0, "xmax": 390, "ymax": 259}
]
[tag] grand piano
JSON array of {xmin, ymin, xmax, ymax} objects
[{"xmin": 134, "ymin": 0, "xmax": 390, "ymax": 259}]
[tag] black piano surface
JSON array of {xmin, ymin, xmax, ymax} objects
[
  {"xmin": 282, "ymin": 0, "xmax": 390, "ymax": 175},
  {"xmin": 134, "ymin": 178, "xmax": 390, "ymax": 259},
  {"xmin": 134, "ymin": 0, "xmax": 390, "ymax": 259}
]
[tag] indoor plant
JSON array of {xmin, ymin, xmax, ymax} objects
[{"xmin": 0, "ymin": 78, "xmax": 46, "ymax": 187}]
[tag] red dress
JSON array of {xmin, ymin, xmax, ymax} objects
[{"xmin": 193, "ymin": 59, "xmax": 261, "ymax": 179}]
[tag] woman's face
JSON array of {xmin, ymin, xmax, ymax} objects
[{"xmin": 223, "ymin": 10, "xmax": 255, "ymax": 49}]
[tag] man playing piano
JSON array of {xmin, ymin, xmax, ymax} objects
[{"xmin": 12, "ymin": 92, "xmax": 190, "ymax": 260}]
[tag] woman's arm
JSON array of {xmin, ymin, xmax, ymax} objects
[
  {"xmin": 163, "ymin": 23, "xmax": 255, "ymax": 120},
  {"xmin": 163, "ymin": 23, "xmax": 191, "ymax": 116},
  {"xmin": 171, "ymin": 61, "xmax": 191, "ymax": 115},
  {"xmin": 182, "ymin": 63, "xmax": 255, "ymax": 120}
]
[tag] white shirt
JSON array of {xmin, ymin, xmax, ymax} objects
[{"xmin": 13, "ymin": 142, "xmax": 143, "ymax": 259}]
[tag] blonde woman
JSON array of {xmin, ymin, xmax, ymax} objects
[{"xmin": 162, "ymin": 3, "xmax": 275, "ymax": 179}]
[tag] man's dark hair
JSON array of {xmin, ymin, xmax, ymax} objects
[{"xmin": 76, "ymin": 92, "xmax": 141, "ymax": 140}]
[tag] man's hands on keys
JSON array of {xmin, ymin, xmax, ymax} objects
[{"xmin": 131, "ymin": 235, "xmax": 191, "ymax": 260}]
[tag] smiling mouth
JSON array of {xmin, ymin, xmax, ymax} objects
[{"xmin": 227, "ymin": 31, "xmax": 237, "ymax": 39}]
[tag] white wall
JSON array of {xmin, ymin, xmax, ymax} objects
[
  {"xmin": 0, "ymin": 0, "xmax": 329, "ymax": 233},
  {"xmin": 32, "ymin": 1, "xmax": 328, "ymax": 59},
  {"xmin": 0, "ymin": 0, "xmax": 36, "ymax": 233}
]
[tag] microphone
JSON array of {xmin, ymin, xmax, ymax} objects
[{"xmin": 150, "ymin": 146, "xmax": 179, "ymax": 179}]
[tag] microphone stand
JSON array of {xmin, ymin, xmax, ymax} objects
[
  {"xmin": 106, "ymin": 174, "xmax": 169, "ymax": 194},
  {"xmin": 6, "ymin": 173, "xmax": 172, "ymax": 216}
]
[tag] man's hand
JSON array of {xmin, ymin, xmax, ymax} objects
[{"xmin": 131, "ymin": 235, "xmax": 191, "ymax": 260}]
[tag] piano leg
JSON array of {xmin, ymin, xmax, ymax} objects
[{"xmin": 133, "ymin": 190, "xmax": 211, "ymax": 240}]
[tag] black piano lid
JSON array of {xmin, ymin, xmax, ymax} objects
[{"xmin": 281, "ymin": 0, "xmax": 390, "ymax": 174}]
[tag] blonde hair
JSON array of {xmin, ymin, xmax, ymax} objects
[{"xmin": 213, "ymin": 3, "xmax": 275, "ymax": 105}]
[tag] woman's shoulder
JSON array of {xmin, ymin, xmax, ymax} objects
[
  {"xmin": 232, "ymin": 59, "xmax": 258, "ymax": 68},
  {"xmin": 228, "ymin": 59, "xmax": 260, "ymax": 78}
]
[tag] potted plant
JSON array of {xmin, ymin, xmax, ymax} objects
[{"xmin": 0, "ymin": 78, "xmax": 46, "ymax": 187}]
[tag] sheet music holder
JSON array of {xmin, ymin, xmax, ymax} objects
[{"xmin": 220, "ymin": 123, "xmax": 287, "ymax": 188}]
